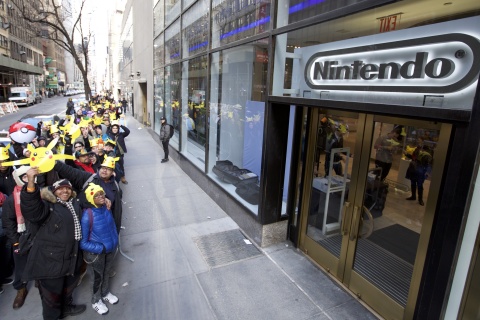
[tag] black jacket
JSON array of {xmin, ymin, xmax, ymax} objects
[
  {"xmin": 107, "ymin": 125, "xmax": 130, "ymax": 154},
  {"xmin": 20, "ymin": 186, "xmax": 82, "ymax": 280},
  {"xmin": 53, "ymin": 161, "xmax": 123, "ymax": 233},
  {"xmin": 0, "ymin": 167, "xmax": 16, "ymax": 196},
  {"xmin": 1, "ymin": 195, "xmax": 35, "ymax": 245}
]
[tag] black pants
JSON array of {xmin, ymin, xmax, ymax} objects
[
  {"xmin": 162, "ymin": 140, "xmax": 169, "ymax": 159},
  {"xmin": 375, "ymin": 160, "xmax": 392, "ymax": 181},
  {"xmin": 13, "ymin": 251, "xmax": 28, "ymax": 290},
  {"xmin": 38, "ymin": 274, "xmax": 80, "ymax": 320}
]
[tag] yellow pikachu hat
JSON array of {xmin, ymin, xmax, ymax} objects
[
  {"xmin": 85, "ymin": 183, "xmax": 104, "ymax": 207},
  {"xmin": 0, "ymin": 143, "xmax": 10, "ymax": 160},
  {"xmin": 50, "ymin": 125, "xmax": 59, "ymax": 134},
  {"xmin": 101, "ymin": 156, "xmax": 119, "ymax": 169}
]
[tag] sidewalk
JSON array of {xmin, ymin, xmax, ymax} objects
[{"xmin": 0, "ymin": 116, "xmax": 379, "ymax": 320}]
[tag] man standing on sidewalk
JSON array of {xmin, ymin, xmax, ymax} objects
[{"xmin": 159, "ymin": 117, "xmax": 171, "ymax": 163}]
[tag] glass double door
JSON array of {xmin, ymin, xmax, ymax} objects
[{"xmin": 299, "ymin": 109, "xmax": 450, "ymax": 319}]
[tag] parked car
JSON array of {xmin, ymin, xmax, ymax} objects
[{"xmin": 34, "ymin": 93, "xmax": 43, "ymax": 104}]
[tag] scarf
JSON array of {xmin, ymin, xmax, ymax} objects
[
  {"xmin": 74, "ymin": 160, "xmax": 95, "ymax": 173},
  {"xmin": 13, "ymin": 186, "xmax": 26, "ymax": 233},
  {"xmin": 56, "ymin": 198, "xmax": 82, "ymax": 241}
]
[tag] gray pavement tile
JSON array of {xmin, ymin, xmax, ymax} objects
[
  {"xmin": 121, "ymin": 198, "xmax": 169, "ymax": 235},
  {"xmin": 197, "ymin": 255, "xmax": 321, "ymax": 320},
  {"xmin": 149, "ymin": 175, "xmax": 205, "ymax": 199},
  {"xmin": 268, "ymin": 247, "xmax": 355, "ymax": 311},
  {"xmin": 120, "ymin": 179, "xmax": 160, "ymax": 202},
  {"xmin": 172, "ymin": 218, "xmax": 239, "ymax": 274},
  {"xmin": 324, "ymin": 299, "xmax": 380, "ymax": 320},
  {"xmin": 70, "ymin": 275, "xmax": 215, "ymax": 320},
  {"xmin": 156, "ymin": 191, "xmax": 228, "ymax": 228},
  {"xmin": 110, "ymin": 229, "xmax": 194, "ymax": 291},
  {"xmin": 0, "ymin": 283, "xmax": 43, "ymax": 320}
]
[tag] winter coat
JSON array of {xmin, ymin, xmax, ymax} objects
[
  {"xmin": 1, "ymin": 195, "xmax": 36, "ymax": 246},
  {"xmin": 53, "ymin": 161, "xmax": 123, "ymax": 234},
  {"xmin": 66, "ymin": 101, "xmax": 75, "ymax": 115},
  {"xmin": 107, "ymin": 125, "xmax": 130, "ymax": 154},
  {"xmin": 20, "ymin": 186, "xmax": 82, "ymax": 280},
  {"xmin": 160, "ymin": 123, "xmax": 171, "ymax": 142},
  {"xmin": 80, "ymin": 205, "xmax": 118, "ymax": 254},
  {"xmin": 0, "ymin": 167, "xmax": 16, "ymax": 196}
]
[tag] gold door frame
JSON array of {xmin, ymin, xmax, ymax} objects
[{"xmin": 298, "ymin": 110, "xmax": 452, "ymax": 319}]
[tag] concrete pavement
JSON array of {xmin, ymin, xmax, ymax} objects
[{"xmin": 0, "ymin": 115, "xmax": 379, "ymax": 320}]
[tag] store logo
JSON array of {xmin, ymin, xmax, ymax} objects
[{"xmin": 304, "ymin": 34, "xmax": 480, "ymax": 93}]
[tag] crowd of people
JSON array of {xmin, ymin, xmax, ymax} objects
[{"xmin": 0, "ymin": 94, "xmax": 131, "ymax": 319}]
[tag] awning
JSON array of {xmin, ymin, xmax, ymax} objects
[{"xmin": 0, "ymin": 55, "xmax": 43, "ymax": 75}]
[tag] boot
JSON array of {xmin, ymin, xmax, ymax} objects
[
  {"xmin": 418, "ymin": 188, "xmax": 424, "ymax": 206},
  {"xmin": 59, "ymin": 304, "xmax": 86, "ymax": 319},
  {"xmin": 120, "ymin": 176, "xmax": 128, "ymax": 185},
  {"xmin": 13, "ymin": 287, "xmax": 28, "ymax": 309},
  {"xmin": 406, "ymin": 184, "xmax": 416, "ymax": 200}
]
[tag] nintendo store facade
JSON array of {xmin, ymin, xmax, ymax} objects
[
  {"xmin": 156, "ymin": 0, "xmax": 480, "ymax": 318},
  {"xmin": 266, "ymin": 2, "xmax": 480, "ymax": 320}
]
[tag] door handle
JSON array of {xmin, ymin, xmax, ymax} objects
[
  {"xmin": 341, "ymin": 201, "xmax": 350, "ymax": 235},
  {"xmin": 349, "ymin": 205, "xmax": 360, "ymax": 241},
  {"xmin": 360, "ymin": 206, "xmax": 374, "ymax": 238}
]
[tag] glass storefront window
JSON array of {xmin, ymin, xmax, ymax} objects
[
  {"xmin": 165, "ymin": 63, "xmax": 182, "ymax": 149},
  {"xmin": 165, "ymin": 0, "xmax": 181, "ymax": 26},
  {"xmin": 182, "ymin": 0, "xmax": 195, "ymax": 10},
  {"xmin": 153, "ymin": 69, "xmax": 165, "ymax": 135},
  {"xmin": 181, "ymin": 55, "xmax": 208, "ymax": 169},
  {"xmin": 154, "ymin": 34, "xmax": 164, "ymax": 69},
  {"xmin": 154, "ymin": 0, "xmax": 164, "ymax": 37},
  {"xmin": 208, "ymin": 41, "xmax": 268, "ymax": 214},
  {"xmin": 277, "ymin": 0, "xmax": 368, "ymax": 27},
  {"xmin": 165, "ymin": 19, "xmax": 181, "ymax": 65},
  {"xmin": 182, "ymin": 0, "xmax": 209, "ymax": 58},
  {"xmin": 211, "ymin": 0, "xmax": 271, "ymax": 49}
]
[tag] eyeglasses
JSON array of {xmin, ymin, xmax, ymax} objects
[{"xmin": 94, "ymin": 192, "xmax": 105, "ymax": 198}]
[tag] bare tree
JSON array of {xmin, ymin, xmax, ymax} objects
[{"xmin": 18, "ymin": 0, "xmax": 93, "ymax": 99}]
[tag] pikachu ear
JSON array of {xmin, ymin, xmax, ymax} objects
[
  {"xmin": 27, "ymin": 143, "xmax": 35, "ymax": 152},
  {"xmin": 114, "ymin": 157, "xmax": 120, "ymax": 162},
  {"xmin": 5, "ymin": 143, "xmax": 10, "ymax": 150},
  {"xmin": 47, "ymin": 137, "xmax": 59, "ymax": 150}
]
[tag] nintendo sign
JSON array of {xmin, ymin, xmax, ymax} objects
[{"xmin": 304, "ymin": 33, "xmax": 480, "ymax": 93}]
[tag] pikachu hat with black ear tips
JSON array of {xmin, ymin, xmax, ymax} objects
[
  {"xmin": 85, "ymin": 183, "xmax": 104, "ymax": 207},
  {"xmin": 101, "ymin": 156, "xmax": 120, "ymax": 169},
  {"xmin": 0, "ymin": 143, "xmax": 10, "ymax": 161}
]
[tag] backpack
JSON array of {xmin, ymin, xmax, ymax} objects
[{"xmin": 168, "ymin": 124, "xmax": 174, "ymax": 139}]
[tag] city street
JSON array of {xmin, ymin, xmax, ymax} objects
[{"xmin": 0, "ymin": 95, "xmax": 67, "ymax": 132}]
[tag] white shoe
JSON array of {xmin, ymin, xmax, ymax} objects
[
  {"xmin": 102, "ymin": 292, "xmax": 119, "ymax": 305},
  {"xmin": 92, "ymin": 299, "xmax": 109, "ymax": 315}
]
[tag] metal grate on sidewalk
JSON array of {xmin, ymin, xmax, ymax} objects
[{"xmin": 194, "ymin": 229, "xmax": 261, "ymax": 267}]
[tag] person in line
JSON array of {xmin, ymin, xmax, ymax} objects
[
  {"xmin": 107, "ymin": 122, "xmax": 130, "ymax": 184},
  {"xmin": 0, "ymin": 144, "xmax": 16, "ymax": 196},
  {"xmin": 405, "ymin": 139, "xmax": 433, "ymax": 206},
  {"xmin": 159, "ymin": 116, "xmax": 171, "ymax": 163},
  {"xmin": 324, "ymin": 125, "xmax": 345, "ymax": 177},
  {"xmin": 80, "ymin": 183, "xmax": 119, "ymax": 315},
  {"xmin": 66, "ymin": 98, "xmax": 75, "ymax": 117},
  {"xmin": 21, "ymin": 171, "xmax": 86, "ymax": 320},
  {"xmin": 1, "ymin": 166, "xmax": 33, "ymax": 309},
  {"xmin": 374, "ymin": 126, "xmax": 402, "ymax": 181},
  {"xmin": 121, "ymin": 97, "xmax": 127, "ymax": 114},
  {"xmin": 0, "ymin": 190, "xmax": 12, "ymax": 295}
]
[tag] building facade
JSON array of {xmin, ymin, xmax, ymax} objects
[{"xmin": 119, "ymin": 0, "xmax": 480, "ymax": 318}]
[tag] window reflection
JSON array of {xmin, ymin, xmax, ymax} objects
[
  {"xmin": 208, "ymin": 42, "xmax": 268, "ymax": 213},
  {"xmin": 211, "ymin": 0, "xmax": 271, "ymax": 48},
  {"xmin": 181, "ymin": 55, "xmax": 208, "ymax": 167},
  {"xmin": 182, "ymin": 0, "xmax": 209, "ymax": 58}
]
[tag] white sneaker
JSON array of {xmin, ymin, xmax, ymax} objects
[
  {"xmin": 102, "ymin": 292, "xmax": 119, "ymax": 305},
  {"xmin": 92, "ymin": 299, "xmax": 109, "ymax": 315}
]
